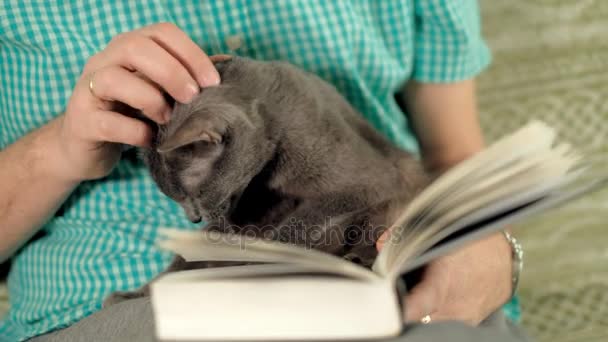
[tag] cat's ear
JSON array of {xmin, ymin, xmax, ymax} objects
[{"xmin": 157, "ymin": 118, "xmax": 224, "ymax": 153}]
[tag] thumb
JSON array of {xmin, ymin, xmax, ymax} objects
[
  {"xmin": 404, "ymin": 274, "xmax": 444, "ymax": 322},
  {"xmin": 376, "ymin": 230, "xmax": 389, "ymax": 251}
]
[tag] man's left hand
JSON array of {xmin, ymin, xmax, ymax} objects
[{"xmin": 378, "ymin": 232, "xmax": 513, "ymax": 326}]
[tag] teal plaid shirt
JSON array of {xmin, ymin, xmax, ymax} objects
[{"xmin": 0, "ymin": 1, "xmax": 516, "ymax": 340}]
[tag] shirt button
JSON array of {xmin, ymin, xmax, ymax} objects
[{"xmin": 225, "ymin": 34, "xmax": 244, "ymax": 51}]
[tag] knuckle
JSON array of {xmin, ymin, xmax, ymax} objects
[
  {"xmin": 109, "ymin": 32, "xmax": 129, "ymax": 46},
  {"xmin": 116, "ymin": 33, "xmax": 148, "ymax": 58},
  {"xmin": 84, "ymin": 53, "xmax": 104, "ymax": 71},
  {"xmin": 90, "ymin": 67, "xmax": 111, "ymax": 97},
  {"xmin": 154, "ymin": 22, "xmax": 179, "ymax": 34},
  {"xmin": 125, "ymin": 35, "xmax": 145, "ymax": 54}
]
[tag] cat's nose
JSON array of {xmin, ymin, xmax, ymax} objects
[
  {"xmin": 182, "ymin": 201, "xmax": 202, "ymax": 223},
  {"xmin": 184, "ymin": 208, "xmax": 202, "ymax": 223},
  {"xmin": 189, "ymin": 215, "xmax": 202, "ymax": 223}
]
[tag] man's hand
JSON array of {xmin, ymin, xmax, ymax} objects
[
  {"xmin": 386, "ymin": 233, "xmax": 513, "ymax": 325},
  {"xmin": 57, "ymin": 22, "xmax": 220, "ymax": 183}
]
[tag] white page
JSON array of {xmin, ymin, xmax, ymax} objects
[
  {"xmin": 395, "ymin": 146, "xmax": 576, "ymax": 253},
  {"xmin": 397, "ymin": 175, "xmax": 607, "ymax": 275},
  {"xmin": 374, "ymin": 123, "xmax": 579, "ymax": 275},
  {"xmin": 411, "ymin": 168, "xmax": 586, "ymax": 257},
  {"xmin": 157, "ymin": 229, "xmax": 378, "ymax": 281},
  {"xmin": 386, "ymin": 171, "xmax": 578, "ymax": 278},
  {"xmin": 383, "ymin": 152, "xmax": 581, "ymax": 274},
  {"xmin": 374, "ymin": 121, "xmax": 558, "ymax": 271},
  {"xmin": 412, "ymin": 144, "xmax": 578, "ymax": 227}
]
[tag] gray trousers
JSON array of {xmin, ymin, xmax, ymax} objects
[{"xmin": 29, "ymin": 297, "xmax": 529, "ymax": 342}]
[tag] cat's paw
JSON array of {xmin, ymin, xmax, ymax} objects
[
  {"xmin": 343, "ymin": 252, "xmax": 375, "ymax": 268},
  {"xmin": 343, "ymin": 253, "xmax": 364, "ymax": 265},
  {"xmin": 102, "ymin": 289, "xmax": 147, "ymax": 308}
]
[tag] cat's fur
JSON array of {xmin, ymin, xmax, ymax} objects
[{"xmin": 104, "ymin": 57, "xmax": 428, "ymax": 307}]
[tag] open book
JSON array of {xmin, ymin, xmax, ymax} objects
[{"xmin": 151, "ymin": 121, "xmax": 606, "ymax": 341}]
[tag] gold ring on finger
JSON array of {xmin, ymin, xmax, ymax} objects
[{"xmin": 88, "ymin": 71, "xmax": 100, "ymax": 99}]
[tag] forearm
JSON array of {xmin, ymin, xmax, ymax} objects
[
  {"xmin": 407, "ymin": 77, "xmax": 513, "ymax": 285},
  {"xmin": 0, "ymin": 116, "xmax": 79, "ymax": 262},
  {"xmin": 404, "ymin": 79, "xmax": 511, "ymax": 227},
  {"xmin": 403, "ymin": 79, "xmax": 485, "ymax": 172}
]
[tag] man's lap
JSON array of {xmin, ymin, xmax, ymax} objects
[{"xmin": 29, "ymin": 297, "xmax": 529, "ymax": 342}]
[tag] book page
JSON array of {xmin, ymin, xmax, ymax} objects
[
  {"xmin": 386, "ymin": 169, "xmax": 584, "ymax": 278},
  {"xmin": 397, "ymin": 175, "xmax": 608, "ymax": 275},
  {"xmin": 157, "ymin": 229, "xmax": 378, "ymax": 281},
  {"xmin": 410, "ymin": 144, "xmax": 578, "ymax": 229},
  {"xmin": 154, "ymin": 263, "xmax": 373, "ymax": 282},
  {"xmin": 391, "ymin": 152, "xmax": 580, "ymax": 263},
  {"xmin": 373, "ymin": 121, "xmax": 558, "ymax": 272},
  {"xmin": 373, "ymin": 121, "xmax": 588, "ymax": 277},
  {"xmin": 411, "ymin": 170, "xmax": 583, "ymax": 256}
]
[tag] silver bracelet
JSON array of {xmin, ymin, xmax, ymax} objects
[{"xmin": 502, "ymin": 231, "xmax": 523, "ymax": 298}]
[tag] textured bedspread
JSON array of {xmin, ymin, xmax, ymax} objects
[{"xmin": 478, "ymin": 1, "xmax": 608, "ymax": 341}]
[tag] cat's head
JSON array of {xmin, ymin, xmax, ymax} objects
[{"xmin": 145, "ymin": 57, "xmax": 277, "ymax": 223}]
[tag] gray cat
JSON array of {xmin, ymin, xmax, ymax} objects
[{"xmin": 104, "ymin": 57, "xmax": 428, "ymax": 306}]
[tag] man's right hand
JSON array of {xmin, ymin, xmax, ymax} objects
[{"xmin": 54, "ymin": 22, "xmax": 220, "ymax": 182}]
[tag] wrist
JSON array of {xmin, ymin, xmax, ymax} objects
[
  {"xmin": 472, "ymin": 232, "xmax": 514, "ymax": 305},
  {"xmin": 491, "ymin": 231, "xmax": 517, "ymax": 303},
  {"xmin": 36, "ymin": 116, "xmax": 84, "ymax": 187}
]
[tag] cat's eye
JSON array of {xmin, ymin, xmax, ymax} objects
[
  {"xmin": 171, "ymin": 140, "xmax": 223, "ymax": 159},
  {"xmin": 172, "ymin": 143, "xmax": 196, "ymax": 155}
]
